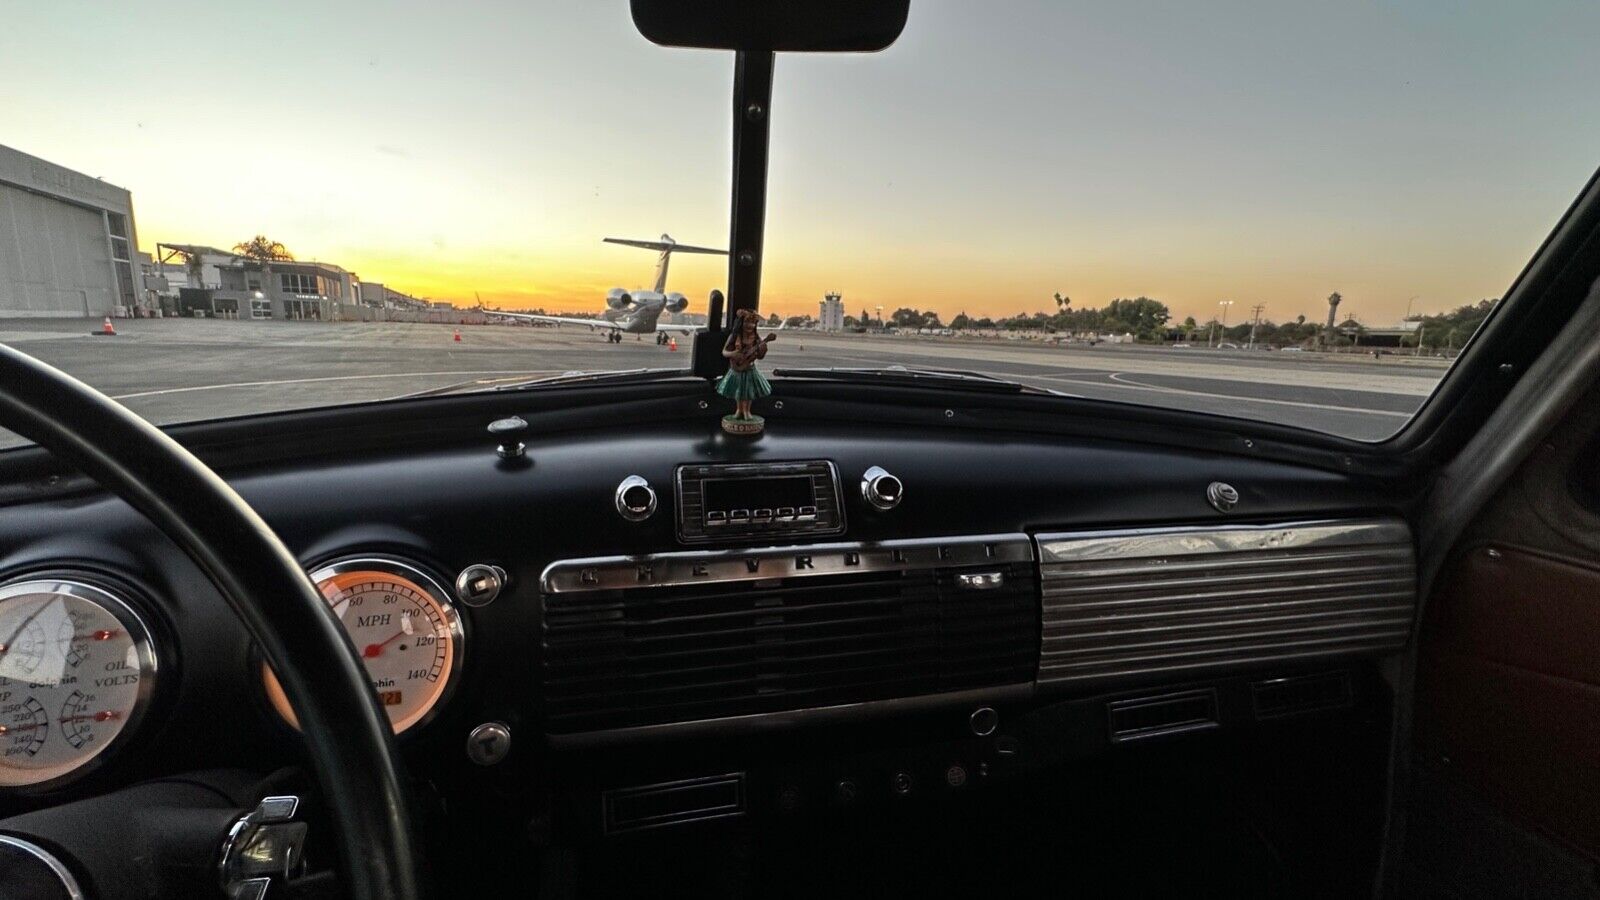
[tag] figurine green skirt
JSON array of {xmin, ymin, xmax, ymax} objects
[{"xmin": 716, "ymin": 366, "xmax": 772, "ymax": 402}]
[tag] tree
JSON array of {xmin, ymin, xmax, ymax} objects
[
  {"xmin": 950, "ymin": 312, "xmax": 971, "ymax": 330},
  {"xmin": 1102, "ymin": 296, "xmax": 1170, "ymax": 339},
  {"xmin": 1054, "ymin": 292, "xmax": 1071, "ymax": 311},
  {"xmin": 1416, "ymin": 298, "xmax": 1497, "ymax": 351},
  {"xmin": 232, "ymin": 236, "xmax": 294, "ymax": 261},
  {"xmin": 889, "ymin": 307, "xmax": 923, "ymax": 330},
  {"xmin": 766, "ymin": 312, "xmax": 782, "ymax": 327}
]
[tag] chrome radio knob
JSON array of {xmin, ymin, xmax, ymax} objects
[
  {"xmin": 615, "ymin": 475, "xmax": 658, "ymax": 522},
  {"xmin": 861, "ymin": 466, "xmax": 903, "ymax": 511}
]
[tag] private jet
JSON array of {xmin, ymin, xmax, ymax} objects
[{"xmin": 496, "ymin": 235, "xmax": 726, "ymax": 342}]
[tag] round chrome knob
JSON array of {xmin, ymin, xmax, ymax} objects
[
  {"xmin": 455, "ymin": 564, "xmax": 507, "ymax": 608},
  {"xmin": 488, "ymin": 416, "xmax": 528, "ymax": 460},
  {"xmin": 969, "ymin": 706, "xmax": 999, "ymax": 737},
  {"xmin": 466, "ymin": 721, "xmax": 512, "ymax": 766},
  {"xmin": 861, "ymin": 466, "xmax": 903, "ymax": 511},
  {"xmin": 615, "ymin": 475, "xmax": 657, "ymax": 522},
  {"xmin": 1206, "ymin": 481, "xmax": 1239, "ymax": 513}
]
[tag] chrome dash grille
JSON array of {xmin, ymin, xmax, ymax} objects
[{"xmin": 1036, "ymin": 519, "xmax": 1416, "ymax": 685}]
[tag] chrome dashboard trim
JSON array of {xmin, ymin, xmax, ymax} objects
[
  {"xmin": 539, "ymin": 533, "xmax": 1035, "ymax": 594},
  {"xmin": 1036, "ymin": 519, "xmax": 1412, "ymax": 564},
  {"xmin": 1035, "ymin": 518, "xmax": 1417, "ymax": 686}
]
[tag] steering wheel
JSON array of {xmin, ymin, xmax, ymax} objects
[{"xmin": 0, "ymin": 344, "xmax": 422, "ymax": 900}]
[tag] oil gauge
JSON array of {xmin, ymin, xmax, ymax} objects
[{"xmin": 0, "ymin": 579, "xmax": 159, "ymax": 788}]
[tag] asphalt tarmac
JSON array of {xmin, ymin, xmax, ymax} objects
[{"xmin": 0, "ymin": 318, "xmax": 1449, "ymax": 442}]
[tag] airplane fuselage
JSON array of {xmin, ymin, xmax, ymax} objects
[{"xmin": 605, "ymin": 292, "xmax": 669, "ymax": 333}]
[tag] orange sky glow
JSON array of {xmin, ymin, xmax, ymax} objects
[{"xmin": 6, "ymin": 2, "xmax": 1598, "ymax": 327}]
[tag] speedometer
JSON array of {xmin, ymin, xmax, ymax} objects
[
  {"xmin": 0, "ymin": 579, "xmax": 158, "ymax": 788},
  {"xmin": 262, "ymin": 559, "xmax": 464, "ymax": 735}
]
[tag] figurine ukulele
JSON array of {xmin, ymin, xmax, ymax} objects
[{"xmin": 717, "ymin": 309, "xmax": 776, "ymax": 434}]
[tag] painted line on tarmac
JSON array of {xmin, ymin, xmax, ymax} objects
[
  {"xmin": 111, "ymin": 370, "xmax": 541, "ymax": 400},
  {"xmin": 1090, "ymin": 372, "xmax": 1413, "ymax": 418}
]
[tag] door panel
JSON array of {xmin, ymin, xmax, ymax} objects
[{"xmin": 1414, "ymin": 545, "xmax": 1600, "ymax": 862}]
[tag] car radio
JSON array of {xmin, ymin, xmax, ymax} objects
[{"xmin": 675, "ymin": 460, "xmax": 845, "ymax": 542}]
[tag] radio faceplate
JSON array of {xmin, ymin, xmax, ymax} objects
[{"xmin": 675, "ymin": 460, "xmax": 845, "ymax": 543}]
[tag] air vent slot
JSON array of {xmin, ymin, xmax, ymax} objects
[
  {"xmin": 1251, "ymin": 671, "xmax": 1354, "ymax": 719},
  {"xmin": 1108, "ymin": 689, "xmax": 1220, "ymax": 743},
  {"xmin": 603, "ymin": 774, "xmax": 745, "ymax": 834}
]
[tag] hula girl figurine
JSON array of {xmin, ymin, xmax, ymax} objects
[{"xmin": 717, "ymin": 309, "xmax": 777, "ymax": 434}]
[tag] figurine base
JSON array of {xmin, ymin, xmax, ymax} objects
[{"xmin": 721, "ymin": 414, "xmax": 765, "ymax": 435}]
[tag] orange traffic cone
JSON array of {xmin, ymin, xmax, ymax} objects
[
  {"xmin": 101, "ymin": 317, "xmax": 116, "ymax": 336},
  {"xmin": 453, "ymin": 328, "xmax": 462, "ymax": 342},
  {"xmin": 668, "ymin": 337, "xmax": 678, "ymax": 351}
]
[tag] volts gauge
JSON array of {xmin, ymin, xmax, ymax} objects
[
  {"xmin": 0, "ymin": 579, "xmax": 159, "ymax": 789},
  {"xmin": 263, "ymin": 559, "xmax": 464, "ymax": 735}
]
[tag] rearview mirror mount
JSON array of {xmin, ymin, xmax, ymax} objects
[{"xmin": 643, "ymin": 1, "xmax": 909, "ymax": 382}]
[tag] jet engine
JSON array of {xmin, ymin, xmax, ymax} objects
[
  {"xmin": 605, "ymin": 289, "xmax": 633, "ymax": 310},
  {"xmin": 663, "ymin": 292, "xmax": 689, "ymax": 313}
]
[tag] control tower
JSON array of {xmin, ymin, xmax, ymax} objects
[{"xmin": 819, "ymin": 292, "xmax": 844, "ymax": 331}]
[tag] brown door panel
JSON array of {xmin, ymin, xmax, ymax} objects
[{"xmin": 1415, "ymin": 544, "xmax": 1600, "ymax": 856}]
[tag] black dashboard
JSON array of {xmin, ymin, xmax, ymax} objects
[{"xmin": 0, "ymin": 405, "xmax": 1421, "ymax": 877}]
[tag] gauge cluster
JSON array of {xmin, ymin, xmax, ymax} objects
[
  {"xmin": 0, "ymin": 579, "xmax": 158, "ymax": 789},
  {"xmin": 0, "ymin": 551, "xmax": 472, "ymax": 797},
  {"xmin": 261, "ymin": 558, "xmax": 465, "ymax": 735}
]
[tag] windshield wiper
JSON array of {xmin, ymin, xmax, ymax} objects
[
  {"xmin": 772, "ymin": 365, "xmax": 1055, "ymax": 394},
  {"xmin": 492, "ymin": 368, "xmax": 698, "ymax": 391}
]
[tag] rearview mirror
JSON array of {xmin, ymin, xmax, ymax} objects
[{"xmin": 630, "ymin": 0, "xmax": 909, "ymax": 52}]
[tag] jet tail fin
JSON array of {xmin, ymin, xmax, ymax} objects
[
  {"xmin": 604, "ymin": 234, "xmax": 728, "ymax": 295},
  {"xmin": 603, "ymin": 236, "xmax": 727, "ymax": 255}
]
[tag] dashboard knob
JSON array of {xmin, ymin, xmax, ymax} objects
[
  {"xmin": 861, "ymin": 466, "xmax": 903, "ymax": 511},
  {"xmin": 488, "ymin": 416, "xmax": 528, "ymax": 460},
  {"xmin": 615, "ymin": 475, "xmax": 658, "ymax": 522},
  {"xmin": 969, "ymin": 706, "xmax": 999, "ymax": 737},
  {"xmin": 455, "ymin": 564, "xmax": 507, "ymax": 608},
  {"xmin": 466, "ymin": 722, "xmax": 512, "ymax": 766}
]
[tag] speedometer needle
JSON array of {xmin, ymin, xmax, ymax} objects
[{"xmin": 362, "ymin": 630, "xmax": 407, "ymax": 659}]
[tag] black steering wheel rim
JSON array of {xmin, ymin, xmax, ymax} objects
[{"xmin": 0, "ymin": 344, "xmax": 421, "ymax": 900}]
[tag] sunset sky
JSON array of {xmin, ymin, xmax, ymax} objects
[{"xmin": 4, "ymin": 1, "xmax": 1599, "ymax": 324}]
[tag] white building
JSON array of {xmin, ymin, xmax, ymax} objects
[
  {"xmin": 0, "ymin": 144, "xmax": 142, "ymax": 317},
  {"xmin": 819, "ymin": 291, "xmax": 844, "ymax": 331}
]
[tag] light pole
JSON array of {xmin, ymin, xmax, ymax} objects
[{"xmin": 1210, "ymin": 300, "xmax": 1233, "ymax": 347}]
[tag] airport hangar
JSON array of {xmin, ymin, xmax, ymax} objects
[{"xmin": 0, "ymin": 143, "xmax": 141, "ymax": 318}]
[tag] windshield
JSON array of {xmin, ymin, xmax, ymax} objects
[{"xmin": 4, "ymin": 2, "xmax": 1597, "ymax": 442}]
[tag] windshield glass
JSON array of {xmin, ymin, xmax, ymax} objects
[{"xmin": 3, "ymin": 2, "xmax": 1597, "ymax": 442}]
